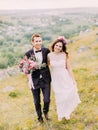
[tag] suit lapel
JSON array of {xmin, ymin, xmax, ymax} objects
[
  {"xmin": 30, "ymin": 49, "xmax": 36, "ymax": 61},
  {"xmin": 41, "ymin": 48, "xmax": 45, "ymax": 63}
]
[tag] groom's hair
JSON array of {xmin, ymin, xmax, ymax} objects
[{"xmin": 31, "ymin": 33, "xmax": 41, "ymax": 42}]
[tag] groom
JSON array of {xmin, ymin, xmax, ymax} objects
[{"xmin": 25, "ymin": 33, "xmax": 51, "ymax": 123}]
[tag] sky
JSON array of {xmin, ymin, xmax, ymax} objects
[{"xmin": 0, "ymin": 0, "xmax": 98, "ymax": 10}]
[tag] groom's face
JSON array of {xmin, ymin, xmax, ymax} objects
[{"xmin": 32, "ymin": 37, "xmax": 42, "ymax": 50}]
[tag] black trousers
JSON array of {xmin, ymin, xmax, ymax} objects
[{"xmin": 31, "ymin": 80, "xmax": 51, "ymax": 120}]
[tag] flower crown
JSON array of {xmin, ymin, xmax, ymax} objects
[{"xmin": 58, "ymin": 36, "xmax": 68, "ymax": 45}]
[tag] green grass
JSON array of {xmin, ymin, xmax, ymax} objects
[{"xmin": 0, "ymin": 28, "xmax": 98, "ymax": 130}]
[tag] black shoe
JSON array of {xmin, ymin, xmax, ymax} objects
[
  {"xmin": 38, "ymin": 117, "xmax": 44, "ymax": 124},
  {"xmin": 44, "ymin": 113, "xmax": 50, "ymax": 120}
]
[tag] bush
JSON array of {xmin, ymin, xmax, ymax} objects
[
  {"xmin": 0, "ymin": 57, "xmax": 8, "ymax": 69},
  {"xmin": 9, "ymin": 92, "xmax": 18, "ymax": 98}
]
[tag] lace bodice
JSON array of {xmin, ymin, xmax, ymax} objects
[{"xmin": 48, "ymin": 52, "xmax": 66, "ymax": 70}]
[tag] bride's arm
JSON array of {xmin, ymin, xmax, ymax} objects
[{"xmin": 66, "ymin": 55, "xmax": 76, "ymax": 82}]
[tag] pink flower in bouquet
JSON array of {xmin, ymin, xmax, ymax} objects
[
  {"xmin": 29, "ymin": 60, "xmax": 36, "ymax": 69},
  {"xmin": 18, "ymin": 59, "xmax": 36, "ymax": 74},
  {"xmin": 18, "ymin": 60, "xmax": 25, "ymax": 68}
]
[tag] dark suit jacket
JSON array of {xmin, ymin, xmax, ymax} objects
[{"xmin": 25, "ymin": 47, "xmax": 51, "ymax": 89}]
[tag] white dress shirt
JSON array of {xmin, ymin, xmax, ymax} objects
[{"xmin": 34, "ymin": 48, "xmax": 42, "ymax": 64}]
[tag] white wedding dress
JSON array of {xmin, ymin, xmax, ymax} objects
[{"xmin": 48, "ymin": 52, "xmax": 81, "ymax": 120}]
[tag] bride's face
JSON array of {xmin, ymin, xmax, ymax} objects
[{"xmin": 54, "ymin": 42, "xmax": 63, "ymax": 53}]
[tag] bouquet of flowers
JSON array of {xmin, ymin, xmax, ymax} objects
[
  {"xmin": 18, "ymin": 56, "xmax": 47, "ymax": 89},
  {"xmin": 18, "ymin": 56, "xmax": 37, "ymax": 89},
  {"xmin": 19, "ymin": 59, "xmax": 47, "ymax": 74},
  {"xmin": 18, "ymin": 58, "xmax": 37, "ymax": 74}
]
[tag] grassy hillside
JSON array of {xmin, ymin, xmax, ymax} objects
[{"xmin": 0, "ymin": 28, "xmax": 98, "ymax": 130}]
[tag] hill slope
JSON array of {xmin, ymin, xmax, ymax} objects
[{"xmin": 0, "ymin": 28, "xmax": 98, "ymax": 130}]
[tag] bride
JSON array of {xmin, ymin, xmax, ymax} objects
[{"xmin": 48, "ymin": 36, "xmax": 81, "ymax": 121}]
